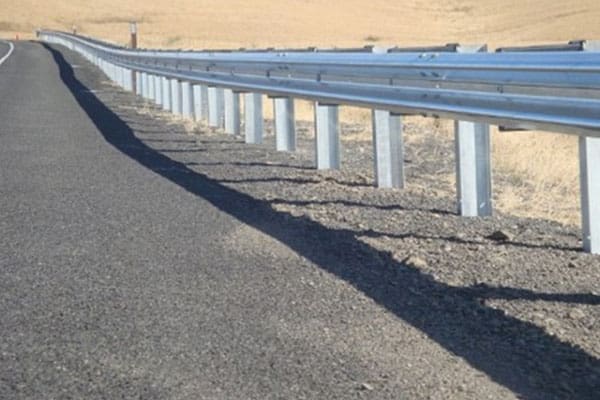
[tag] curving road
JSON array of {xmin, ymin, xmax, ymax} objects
[
  {"xmin": 1, "ymin": 41, "xmax": 599, "ymax": 400},
  {"xmin": 0, "ymin": 40, "xmax": 421, "ymax": 400}
]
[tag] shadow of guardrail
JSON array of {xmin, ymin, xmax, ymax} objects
[{"xmin": 44, "ymin": 42, "xmax": 600, "ymax": 400}]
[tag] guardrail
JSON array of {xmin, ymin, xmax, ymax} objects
[{"xmin": 38, "ymin": 30, "xmax": 600, "ymax": 254}]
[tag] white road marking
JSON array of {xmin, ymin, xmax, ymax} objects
[{"xmin": 0, "ymin": 41, "xmax": 15, "ymax": 67}]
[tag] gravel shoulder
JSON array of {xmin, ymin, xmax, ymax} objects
[{"xmin": 1, "ymin": 41, "xmax": 599, "ymax": 399}]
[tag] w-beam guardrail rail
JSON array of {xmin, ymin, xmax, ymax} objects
[{"xmin": 38, "ymin": 30, "xmax": 600, "ymax": 254}]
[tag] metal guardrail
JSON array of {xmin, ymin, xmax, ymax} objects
[{"xmin": 38, "ymin": 30, "xmax": 600, "ymax": 254}]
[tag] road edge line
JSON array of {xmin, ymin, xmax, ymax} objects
[{"xmin": 0, "ymin": 41, "xmax": 15, "ymax": 66}]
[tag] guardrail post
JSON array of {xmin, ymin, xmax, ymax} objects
[
  {"xmin": 123, "ymin": 67, "xmax": 133, "ymax": 91},
  {"xmin": 194, "ymin": 85, "xmax": 209, "ymax": 122},
  {"xmin": 136, "ymin": 71, "xmax": 143, "ymax": 96},
  {"xmin": 273, "ymin": 97, "xmax": 296, "ymax": 151},
  {"xmin": 170, "ymin": 79, "xmax": 182, "ymax": 115},
  {"xmin": 162, "ymin": 77, "xmax": 171, "ymax": 111},
  {"xmin": 122, "ymin": 67, "xmax": 128, "ymax": 89},
  {"xmin": 372, "ymin": 109, "xmax": 404, "ymax": 188},
  {"xmin": 116, "ymin": 66, "xmax": 123, "ymax": 87},
  {"xmin": 154, "ymin": 75, "xmax": 163, "ymax": 106},
  {"xmin": 192, "ymin": 85, "xmax": 202, "ymax": 122},
  {"xmin": 315, "ymin": 102, "xmax": 340, "ymax": 169},
  {"xmin": 580, "ymin": 41, "xmax": 600, "ymax": 254},
  {"xmin": 139, "ymin": 72, "xmax": 147, "ymax": 97},
  {"xmin": 208, "ymin": 87, "xmax": 225, "ymax": 128},
  {"xmin": 244, "ymin": 93, "xmax": 263, "ymax": 144},
  {"xmin": 455, "ymin": 44, "xmax": 492, "ymax": 217},
  {"xmin": 181, "ymin": 81, "xmax": 193, "ymax": 119},
  {"xmin": 147, "ymin": 74, "xmax": 155, "ymax": 100},
  {"xmin": 143, "ymin": 72, "xmax": 152, "ymax": 100},
  {"xmin": 224, "ymin": 89, "xmax": 241, "ymax": 135},
  {"xmin": 579, "ymin": 136, "xmax": 600, "ymax": 254},
  {"xmin": 455, "ymin": 120, "xmax": 492, "ymax": 216},
  {"xmin": 120, "ymin": 67, "xmax": 126, "ymax": 89}
]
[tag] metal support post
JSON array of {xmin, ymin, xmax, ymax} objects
[
  {"xmin": 455, "ymin": 121, "xmax": 492, "ymax": 216},
  {"xmin": 140, "ymin": 72, "xmax": 147, "ymax": 97},
  {"xmin": 579, "ymin": 135, "xmax": 600, "ymax": 254},
  {"xmin": 208, "ymin": 87, "xmax": 224, "ymax": 127},
  {"xmin": 192, "ymin": 85, "xmax": 201, "ymax": 121},
  {"xmin": 116, "ymin": 66, "xmax": 123, "ymax": 87},
  {"xmin": 372, "ymin": 110, "xmax": 404, "ymax": 188},
  {"xmin": 170, "ymin": 79, "xmax": 182, "ymax": 115},
  {"xmin": 154, "ymin": 75, "xmax": 163, "ymax": 106},
  {"xmin": 273, "ymin": 97, "xmax": 296, "ymax": 151},
  {"xmin": 454, "ymin": 44, "xmax": 492, "ymax": 217},
  {"xmin": 244, "ymin": 93, "xmax": 263, "ymax": 144},
  {"xmin": 123, "ymin": 68, "xmax": 132, "ymax": 91},
  {"xmin": 121, "ymin": 67, "xmax": 127, "ymax": 89},
  {"xmin": 181, "ymin": 81, "xmax": 193, "ymax": 119},
  {"xmin": 145, "ymin": 73, "xmax": 152, "ymax": 99},
  {"xmin": 147, "ymin": 74, "xmax": 155, "ymax": 101},
  {"xmin": 121, "ymin": 68, "xmax": 129, "ymax": 90},
  {"xmin": 224, "ymin": 89, "xmax": 241, "ymax": 135},
  {"xmin": 192, "ymin": 84, "xmax": 209, "ymax": 122},
  {"xmin": 162, "ymin": 77, "xmax": 171, "ymax": 111},
  {"xmin": 136, "ymin": 72, "xmax": 143, "ymax": 96},
  {"xmin": 314, "ymin": 102, "xmax": 340, "ymax": 170}
]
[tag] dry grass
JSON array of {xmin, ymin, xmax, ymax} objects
[{"xmin": 2, "ymin": 0, "xmax": 599, "ymax": 226}]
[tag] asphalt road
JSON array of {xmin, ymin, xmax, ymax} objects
[
  {"xmin": 1, "ymin": 41, "xmax": 598, "ymax": 399},
  {"xmin": 0, "ymin": 41, "xmax": 9, "ymax": 58},
  {"xmin": 0, "ymin": 41, "xmax": 418, "ymax": 400}
]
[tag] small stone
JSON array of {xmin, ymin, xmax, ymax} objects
[
  {"xmin": 359, "ymin": 383, "xmax": 374, "ymax": 391},
  {"xmin": 442, "ymin": 244, "xmax": 452, "ymax": 252},
  {"xmin": 544, "ymin": 318, "xmax": 560, "ymax": 328},
  {"xmin": 567, "ymin": 261, "xmax": 578, "ymax": 269},
  {"xmin": 404, "ymin": 255, "xmax": 428, "ymax": 269},
  {"xmin": 486, "ymin": 230, "xmax": 513, "ymax": 242},
  {"xmin": 568, "ymin": 308, "xmax": 586, "ymax": 320}
]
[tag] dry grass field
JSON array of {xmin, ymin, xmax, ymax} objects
[{"xmin": 2, "ymin": 0, "xmax": 600, "ymax": 226}]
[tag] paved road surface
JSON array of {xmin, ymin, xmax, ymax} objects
[{"xmin": 1, "ymin": 41, "xmax": 598, "ymax": 399}]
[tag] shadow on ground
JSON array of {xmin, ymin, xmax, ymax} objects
[{"xmin": 44, "ymin": 43, "xmax": 600, "ymax": 399}]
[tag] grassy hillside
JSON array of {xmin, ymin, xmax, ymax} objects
[{"xmin": 2, "ymin": 0, "xmax": 599, "ymax": 226}]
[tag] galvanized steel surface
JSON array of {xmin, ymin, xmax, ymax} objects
[{"xmin": 40, "ymin": 30, "xmax": 600, "ymax": 137}]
